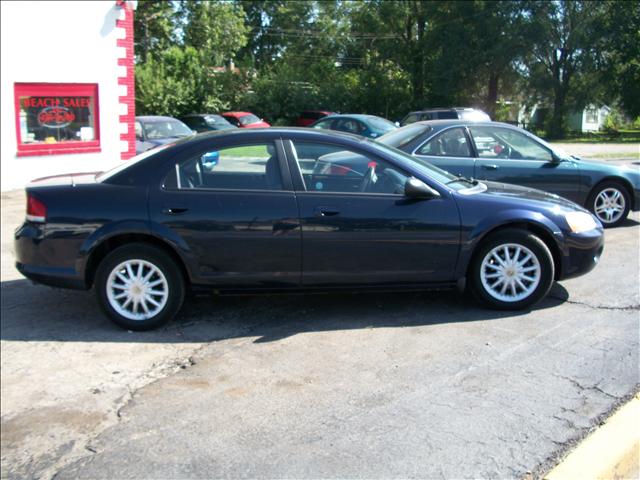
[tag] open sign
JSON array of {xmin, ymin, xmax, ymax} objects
[{"xmin": 38, "ymin": 106, "xmax": 76, "ymax": 128}]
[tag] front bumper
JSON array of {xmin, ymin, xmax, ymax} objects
[{"xmin": 558, "ymin": 228, "xmax": 605, "ymax": 280}]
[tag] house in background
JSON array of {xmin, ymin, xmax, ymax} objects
[{"xmin": 520, "ymin": 104, "xmax": 611, "ymax": 133}]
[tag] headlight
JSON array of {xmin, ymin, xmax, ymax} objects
[{"xmin": 565, "ymin": 211, "xmax": 598, "ymax": 233}]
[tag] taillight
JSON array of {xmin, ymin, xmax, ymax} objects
[{"xmin": 26, "ymin": 194, "xmax": 47, "ymax": 223}]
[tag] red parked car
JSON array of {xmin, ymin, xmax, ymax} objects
[
  {"xmin": 221, "ymin": 112, "xmax": 270, "ymax": 128},
  {"xmin": 294, "ymin": 110, "xmax": 335, "ymax": 127}
]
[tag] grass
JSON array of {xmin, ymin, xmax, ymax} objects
[
  {"xmin": 547, "ymin": 129, "xmax": 640, "ymax": 144},
  {"xmin": 221, "ymin": 145, "xmax": 270, "ymax": 157}
]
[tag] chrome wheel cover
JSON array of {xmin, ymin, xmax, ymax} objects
[
  {"xmin": 106, "ymin": 259, "xmax": 169, "ymax": 321},
  {"xmin": 480, "ymin": 243, "xmax": 541, "ymax": 303},
  {"xmin": 594, "ymin": 187, "xmax": 625, "ymax": 224}
]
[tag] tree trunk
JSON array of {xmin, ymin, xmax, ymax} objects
[
  {"xmin": 547, "ymin": 86, "xmax": 567, "ymax": 139},
  {"xmin": 486, "ymin": 72, "xmax": 499, "ymax": 119}
]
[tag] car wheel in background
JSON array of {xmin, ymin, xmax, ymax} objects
[
  {"xmin": 469, "ymin": 229, "xmax": 554, "ymax": 310},
  {"xmin": 95, "ymin": 243, "xmax": 185, "ymax": 331},
  {"xmin": 587, "ymin": 181, "xmax": 630, "ymax": 228}
]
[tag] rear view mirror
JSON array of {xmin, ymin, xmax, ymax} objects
[{"xmin": 405, "ymin": 177, "xmax": 440, "ymax": 199}]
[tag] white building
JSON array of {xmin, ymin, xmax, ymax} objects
[{"xmin": 0, "ymin": 1, "xmax": 136, "ymax": 192}]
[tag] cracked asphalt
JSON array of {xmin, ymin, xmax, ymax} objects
[{"xmin": 1, "ymin": 156, "xmax": 639, "ymax": 479}]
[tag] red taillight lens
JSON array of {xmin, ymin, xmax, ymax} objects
[
  {"xmin": 329, "ymin": 165, "xmax": 352, "ymax": 176},
  {"xmin": 26, "ymin": 194, "xmax": 46, "ymax": 222}
]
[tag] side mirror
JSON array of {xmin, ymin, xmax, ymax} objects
[
  {"xmin": 550, "ymin": 153, "xmax": 563, "ymax": 163},
  {"xmin": 405, "ymin": 177, "xmax": 440, "ymax": 199}
]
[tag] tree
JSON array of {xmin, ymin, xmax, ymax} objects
[
  {"xmin": 181, "ymin": 0, "xmax": 248, "ymax": 67},
  {"xmin": 136, "ymin": 46, "xmax": 227, "ymax": 116},
  {"xmin": 134, "ymin": 0, "xmax": 178, "ymax": 62},
  {"xmin": 525, "ymin": 1, "xmax": 607, "ymax": 138}
]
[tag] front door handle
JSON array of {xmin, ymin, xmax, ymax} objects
[
  {"xmin": 481, "ymin": 164, "xmax": 499, "ymax": 171},
  {"xmin": 314, "ymin": 206, "xmax": 340, "ymax": 217},
  {"xmin": 162, "ymin": 207, "xmax": 189, "ymax": 215}
]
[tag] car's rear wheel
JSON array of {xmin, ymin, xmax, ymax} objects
[
  {"xmin": 469, "ymin": 229, "xmax": 554, "ymax": 310},
  {"xmin": 95, "ymin": 243, "xmax": 185, "ymax": 331},
  {"xmin": 587, "ymin": 181, "xmax": 630, "ymax": 228}
]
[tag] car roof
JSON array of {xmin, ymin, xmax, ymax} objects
[
  {"xmin": 411, "ymin": 119, "xmax": 513, "ymax": 128},
  {"xmin": 182, "ymin": 113, "xmax": 224, "ymax": 118},
  {"xmin": 136, "ymin": 115, "xmax": 183, "ymax": 122},
  {"xmin": 324, "ymin": 114, "xmax": 387, "ymax": 121},
  {"xmin": 223, "ymin": 111, "xmax": 253, "ymax": 117}
]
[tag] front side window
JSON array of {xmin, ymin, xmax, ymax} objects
[
  {"xmin": 402, "ymin": 113, "xmax": 419, "ymax": 125},
  {"xmin": 14, "ymin": 83, "xmax": 100, "ymax": 156},
  {"xmin": 416, "ymin": 127, "xmax": 472, "ymax": 158},
  {"xmin": 165, "ymin": 142, "xmax": 282, "ymax": 191},
  {"xmin": 290, "ymin": 141, "xmax": 408, "ymax": 195},
  {"xmin": 469, "ymin": 126, "xmax": 552, "ymax": 161}
]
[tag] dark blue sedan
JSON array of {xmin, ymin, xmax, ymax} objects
[
  {"xmin": 15, "ymin": 128, "xmax": 603, "ymax": 330},
  {"xmin": 378, "ymin": 120, "xmax": 640, "ymax": 227}
]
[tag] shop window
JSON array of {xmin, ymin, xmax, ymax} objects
[{"xmin": 14, "ymin": 83, "xmax": 100, "ymax": 156}]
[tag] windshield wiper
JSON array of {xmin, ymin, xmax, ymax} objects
[{"xmin": 445, "ymin": 175, "xmax": 478, "ymax": 186}]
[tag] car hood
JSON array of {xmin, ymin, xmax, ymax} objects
[{"xmin": 477, "ymin": 180, "xmax": 587, "ymax": 211}]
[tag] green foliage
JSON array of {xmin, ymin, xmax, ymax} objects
[
  {"xmin": 136, "ymin": 46, "xmax": 227, "ymax": 117},
  {"xmin": 132, "ymin": 0, "xmax": 640, "ymax": 138},
  {"xmin": 602, "ymin": 109, "xmax": 622, "ymax": 134}
]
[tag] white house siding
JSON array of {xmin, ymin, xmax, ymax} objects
[{"xmin": 0, "ymin": 2, "xmax": 126, "ymax": 191}]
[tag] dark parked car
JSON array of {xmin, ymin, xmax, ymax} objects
[
  {"xmin": 294, "ymin": 110, "xmax": 335, "ymax": 127},
  {"xmin": 16, "ymin": 128, "xmax": 604, "ymax": 330},
  {"xmin": 180, "ymin": 114, "xmax": 237, "ymax": 133},
  {"xmin": 309, "ymin": 114, "xmax": 397, "ymax": 139},
  {"xmin": 135, "ymin": 116, "xmax": 194, "ymax": 154},
  {"xmin": 400, "ymin": 108, "xmax": 490, "ymax": 126},
  {"xmin": 378, "ymin": 120, "xmax": 640, "ymax": 227}
]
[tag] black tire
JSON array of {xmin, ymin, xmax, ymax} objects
[
  {"xmin": 469, "ymin": 229, "xmax": 554, "ymax": 310},
  {"xmin": 95, "ymin": 243, "xmax": 185, "ymax": 331},
  {"xmin": 587, "ymin": 180, "xmax": 631, "ymax": 228}
]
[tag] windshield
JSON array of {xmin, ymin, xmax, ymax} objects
[
  {"xmin": 96, "ymin": 143, "xmax": 173, "ymax": 182},
  {"xmin": 367, "ymin": 116, "xmax": 397, "ymax": 132},
  {"xmin": 378, "ymin": 123, "xmax": 432, "ymax": 149},
  {"xmin": 205, "ymin": 115, "xmax": 232, "ymax": 127},
  {"xmin": 366, "ymin": 140, "xmax": 470, "ymax": 189},
  {"xmin": 143, "ymin": 119, "xmax": 192, "ymax": 139},
  {"xmin": 240, "ymin": 114, "xmax": 261, "ymax": 125}
]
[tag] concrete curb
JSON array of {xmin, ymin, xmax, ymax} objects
[{"xmin": 545, "ymin": 393, "xmax": 640, "ymax": 480}]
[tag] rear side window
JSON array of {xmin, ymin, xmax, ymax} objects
[
  {"xmin": 436, "ymin": 111, "xmax": 458, "ymax": 120},
  {"xmin": 163, "ymin": 143, "xmax": 283, "ymax": 191},
  {"xmin": 416, "ymin": 127, "xmax": 472, "ymax": 157}
]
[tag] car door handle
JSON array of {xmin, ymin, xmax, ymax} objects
[
  {"xmin": 162, "ymin": 207, "xmax": 189, "ymax": 215},
  {"xmin": 481, "ymin": 164, "xmax": 499, "ymax": 171},
  {"xmin": 314, "ymin": 206, "xmax": 340, "ymax": 217}
]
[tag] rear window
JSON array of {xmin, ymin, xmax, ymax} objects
[
  {"xmin": 239, "ymin": 114, "xmax": 261, "ymax": 125},
  {"xmin": 377, "ymin": 123, "xmax": 432, "ymax": 149},
  {"xmin": 302, "ymin": 111, "xmax": 327, "ymax": 120},
  {"xmin": 436, "ymin": 111, "xmax": 459, "ymax": 120}
]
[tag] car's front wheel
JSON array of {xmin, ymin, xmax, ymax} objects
[
  {"xmin": 469, "ymin": 229, "xmax": 554, "ymax": 310},
  {"xmin": 587, "ymin": 181, "xmax": 630, "ymax": 228},
  {"xmin": 95, "ymin": 243, "xmax": 185, "ymax": 330}
]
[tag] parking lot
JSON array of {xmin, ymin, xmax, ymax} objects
[{"xmin": 1, "ymin": 154, "xmax": 639, "ymax": 479}]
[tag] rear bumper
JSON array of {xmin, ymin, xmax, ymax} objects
[
  {"xmin": 558, "ymin": 228, "xmax": 605, "ymax": 280},
  {"xmin": 14, "ymin": 222, "xmax": 87, "ymax": 290}
]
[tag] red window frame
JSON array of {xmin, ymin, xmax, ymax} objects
[{"xmin": 14, "ymin": 83, "xmax": 101, "ymax": 157}]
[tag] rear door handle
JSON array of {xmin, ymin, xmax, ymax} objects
[
  {"xmin": 314, "ymin": 206, "xmax": 340, "ymax": 217},
  {"xmin": 481, "ymin": 164, "xmax": 499, "ymax": 171},
  {"xmin": 162, "ymin": 207, "xmax": 189, "ymax": 215}
]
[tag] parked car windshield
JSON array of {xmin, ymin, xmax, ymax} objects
[
  {"xmin": 366, "ymin": 140, "xmax": 469, "ymax": 189},
  {"xmin": 377, "ymin": 123, "xmax": 432, "ymax": 149},
  {"xmin": 367, "ymin": 116, "xmax": 397, "ymax": 132},
  {"xmin": 205, "ymin": 115, "xmax": 233, "ymax": 127},
  {"xmin": 143, "ymin": 119, "xmax": 192, "ymax": 139},
  {"xmin": 240, "ymin": 114, "xmax": 261, "ymax": 125}
]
